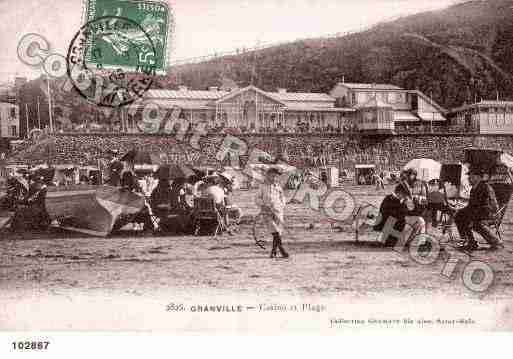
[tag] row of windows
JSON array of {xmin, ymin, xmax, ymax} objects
[
  {"xmin": 0, "ymin": 108, "xmax": 17, "ymax": 121},
  {"xmin": 478, "ymin": 107, "xmax": 513, "ymax": 114},
  {"xmin": 0, "ymin": 125, "xmax": 17, "ymax": 137},
  {"xmin": 351, "ymin": 91, "xmax": 407, "ymax": 105},
  {"xmin": 482, "ymin": 115, "xmax": 513, "ymax": 127}
]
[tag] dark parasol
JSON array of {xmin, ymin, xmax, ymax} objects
[{"xmin": 120, "ymin": 150, "xmax": 162, "ymax": 165}]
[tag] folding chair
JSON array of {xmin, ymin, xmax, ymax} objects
[
  {"xmin": 192, "ymin": 197, "xmax": 226, "ymax": 237},
  {"xmin": 475, "ymin": 182, "xmax": 513, "ymax": 243},
  {"xmin": 352, "ymin": 202, "xmax": 381, "ymax": 242}
]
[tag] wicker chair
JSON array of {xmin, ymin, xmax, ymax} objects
[{"xmin": 192, "ymin": 197, "xmax": 226, "ymax": 237}]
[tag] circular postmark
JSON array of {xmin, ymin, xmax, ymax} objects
[{"xmin": 66, "ymin": 16, "xmax": 157, "ymax": 108}]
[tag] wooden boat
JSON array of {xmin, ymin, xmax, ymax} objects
[{"xmin": 46, "ymin": 185, "xmax": 145, "ymax": 236}]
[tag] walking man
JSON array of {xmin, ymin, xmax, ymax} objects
[{"xmin": 255, "ymin": 167, "xmax": 289, "ymax": 258}]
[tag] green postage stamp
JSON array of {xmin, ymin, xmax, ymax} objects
[{"xmin": 82, "ymin": 0, "xmax": 172, "ymax": 74}]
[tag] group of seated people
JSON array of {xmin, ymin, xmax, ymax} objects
[
  {"xmin": 2, "ymin": 170, "xmax": 51, "ymax": 231},
  {"xmin": 374, "ymin": 166, "xmax": 503, "ymax": 251},
  {"xmin": 108, "ymin": 162, "xmax": 242, "ymax": 235}
]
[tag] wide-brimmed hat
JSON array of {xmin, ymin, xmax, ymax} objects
[
  {"xmin": 468, "ymin": 166, "xmax": 488, "ymax": 176},
  {"xmin": 219, "ymin": 171, "xmax": 234, "ymax": 183},
  {"xmin": 403, "ymin": 167, "xmax": 418, "ymax": 176},
  {"xmin": 266, "ymin": 166, "xmax": 283, "ymax": 175},
  {"xmin": 394, "ymin": 181, "xmax": 411, "ymax": 197}
]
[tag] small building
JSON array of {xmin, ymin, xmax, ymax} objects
[
  {"xmin": 449, "ymin": 100, "xmax": 513, "ymax": 134},
  {"xmin": 0, "ymin": 102, "xmax": 20, "ymax": 138},
  {"xmin": 329, "ymin": 82, "xmax": 447, "ymax": 133}
]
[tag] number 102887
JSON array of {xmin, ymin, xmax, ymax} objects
[{"xmin": 12, "ymin": 341, "xmax": 50, "ymax": 350}]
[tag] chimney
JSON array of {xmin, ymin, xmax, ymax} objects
[
  {"xmin": 209, "ymin": 86, "xmax": 219, "ymax": 92},
  {"xmin": 277, "ymin": 88, "xmax": 287, "ymax": 94},
  {"xmin": 178, "ymin": 85, "xmax": 188, "ymax": 91}
]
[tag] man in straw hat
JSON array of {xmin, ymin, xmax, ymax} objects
[
  {"xmin": 255, "ymin": 166, "xmax": 289, "ymax": 258},
  {"xmin": 454, "ymin": 166, "xmax": 501, "ymax": 251}
]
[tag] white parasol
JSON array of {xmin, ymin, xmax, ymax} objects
[{"xmin": 403, "ymin": 158, "xmax": 442, "ymax": 182}]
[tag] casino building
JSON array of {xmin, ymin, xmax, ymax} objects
[
  {"xmin": 449, "ymin": 100, "xmax": 513, "ymax": 134},
  {"xmin": 125, "ymin": 82, "xmax": 447, "ymax": 135}
]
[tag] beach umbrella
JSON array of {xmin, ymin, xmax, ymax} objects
[
  {"xmin": 188, "ymin": 168, "xmax": 207, "ymax": 183},
  {"xmin": 192, "ymin": 168, "xmax": 207, "ymax": 178},
  {"xmin": 120, "ymin": 149, "xmax": 162, "ymax": 165},
  {"xmin": 156, "ymin": 164, "xmax": 195, "ymax": 180},
  {"xmin": 403, "ymin": 158, "xmax": 442, "ymax": 182}
]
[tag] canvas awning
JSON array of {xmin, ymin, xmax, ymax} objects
[
  {"xmin": 417, "ymin": 112, "xmax": 447, "ymax": 122},
  {"xmin": 394, "ymin": 111, "xmax": 419, "ymax": 122}
]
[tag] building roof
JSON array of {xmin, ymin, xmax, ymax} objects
[
  {"xmin": 146, "ymin": 89, "xmax": 229, "ymax": 100},
  {"xmin": 146, "ymin": 86, "xmax": 336, "ymax": 105},
  {"xmin": 144, "ymin": 100, "xmax": 212, "ymax": 110},
  {"xmin": 337, "ymin": 82, "xmax": 404, "ymax": 91},
  {"xmin": 284, "ymin": 105, "xmax": 354, "ymax": 112},
  {"xmin": 269, "ymin": 91, "xmax": 334, "ymax": 102},
  {"xmin": 215, "ymin": 85, "xmax": 285, "ymax": 105},
  {"xmin": 452, "ymin": 100, "xmax": 513, "ymax": 113}
]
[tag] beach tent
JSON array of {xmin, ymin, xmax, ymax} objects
[{"xmin": 354, "ymin": 164, "xmax": 375, "ymax": 185}]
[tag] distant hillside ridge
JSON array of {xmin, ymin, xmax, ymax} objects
[{"xmin": 162, "ymin": 0, "xmax": 513, "ymax": 110}]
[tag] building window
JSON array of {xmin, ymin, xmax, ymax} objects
[
  {"xmin": 351, "ymin": 93, "xmax": 356, "ymax": 105},
  {"xmin": 10, "ymin": 126, "xmax": 17, "ymax": 137},
  {"xmin": 10, "ymin": 107, "xmax": 16, "ymax": 118}
]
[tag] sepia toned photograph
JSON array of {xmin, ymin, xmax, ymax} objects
[{"xmin": 1, "ymin": 0, "xmax": 513, "ymax": 334}]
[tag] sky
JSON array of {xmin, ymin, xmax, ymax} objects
[{"xmin": 0, "ymin": 0, "xmax": 462, "ymax": 82}]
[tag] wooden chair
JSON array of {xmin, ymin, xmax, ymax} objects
[
  {"xmin": 192, "ymin": 197, "xmax": 226, "ymax": 237},
  {"xmin": 476, "ymin": 182, "xmax": 513, "ymax": 243}
]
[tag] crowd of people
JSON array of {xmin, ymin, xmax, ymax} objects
[
  {"xmin": 373, "ymin": 166, "xmax": 506, "ymax": 251},
  {"xmin": 0, "ymin": 149, "xmax": 245, "ymax": 237},
  {"xmin": 104, "ymin": 153, "xmax": 243, "ymax": 236}
]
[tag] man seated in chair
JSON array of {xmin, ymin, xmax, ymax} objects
[
  {"xmin": 454, "ymin": 167, "xmax": 501, "ymax": 251},
  {"xmin": 202, "ymin": 175, "xmax": 226, "ymax": 206},
  {"xmin": 219, "ymin": 172, "xmax": 242, "ymax": 226},
  {"xmin": 202, "ymin": 175, "xmax": 227, "ymax": 213},
  {"xmin": 373, "ymin": 182, "xmax": 426, "ymax": 246},
  {"xmin": 120, "ymin": 171, "xmax": 154, "ymax": 234},
  {"xmin": 194, "ymin": 175, "xmax": 227, "ymax": 234}
]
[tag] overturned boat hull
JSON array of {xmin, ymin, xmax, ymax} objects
[{"xmin": 46, "ymin": 185, "xmax": 145, "ymax": 237}]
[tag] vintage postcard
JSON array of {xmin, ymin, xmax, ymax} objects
[{"xmin": 2, "ymin": 0, "xmax": 513, "ymax": 340}]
